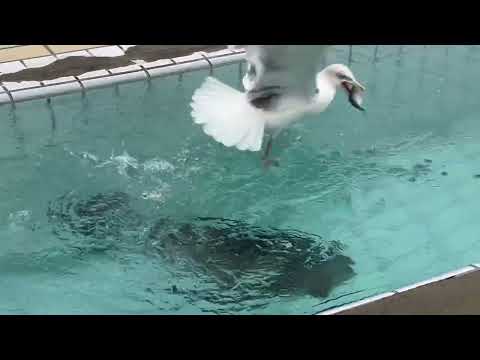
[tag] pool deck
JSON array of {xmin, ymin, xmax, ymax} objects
[
  {"xmin": 0, "ymin": 45, "xmax": 229, "ymax": 82},
  {"xmin": 0, "ymin": 45, "xmax": 245, "ymax": 106},
  {"xmin": 2, "ymin": 45, "xmax": 480, "ymax": 315},
  {"xmin": 318, "ymin": 265, "xmax": 480, "ymax": 315}
]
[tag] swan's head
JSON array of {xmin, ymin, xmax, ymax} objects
[{"xmin": 319, "ymin": 64, "xmax": 366, "ymax": 111}]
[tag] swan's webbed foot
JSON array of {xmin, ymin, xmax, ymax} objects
[{"xmin": 262, "ymin": 158, "xmax": 280, "ymax": 169}]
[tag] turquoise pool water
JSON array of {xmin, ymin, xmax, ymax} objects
[{"xmin": 1, "ymin": 45, "xmax": 480, "ymax": 314}]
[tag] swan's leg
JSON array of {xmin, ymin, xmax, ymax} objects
[
  {"xmin": 262, "ymin": 135, "xmax": 273, "ymax": 160},
  {"xmin": 262, "ymin": 135, "xmax": 280, "ymax": 168}
]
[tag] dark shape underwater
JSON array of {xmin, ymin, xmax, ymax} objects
[{"xmin": 47, "ymin": 191, "xmax": 356, "ymax": 310}]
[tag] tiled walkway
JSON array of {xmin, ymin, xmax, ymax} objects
[
  {"xmin": 0, "ymin": 45, "xmax": 229, "ymax": 82},
  {"xmin": 0, "ymin": 45, "xmax": 106, "ymax": 63}
]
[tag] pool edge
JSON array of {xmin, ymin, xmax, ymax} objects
[
  {"xmin": 0, "ymin": 47, "xmax": 246, "ymax": 106},
  {"xmin": 316, "ymin": 265, "xmax": 480, "ymax": 315}
]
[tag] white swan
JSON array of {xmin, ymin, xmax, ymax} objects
[{"xmin": 191, "ymin": 45, "xmax": 366, "ymax": 167}]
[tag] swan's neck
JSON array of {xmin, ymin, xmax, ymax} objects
[{"xmin": 308, "ymin": 71, "xmax": 336, "ymax": 114}]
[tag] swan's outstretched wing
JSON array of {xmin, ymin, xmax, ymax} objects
[
  {"xmin": 190, "ymin": 45, "xmax": 331, "ymax": 152},
  {"xmin": 230, "ymin": 45, "xmax": 331, "ymax": 110}
]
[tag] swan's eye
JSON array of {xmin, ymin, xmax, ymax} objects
[{"xmin": 336, "ymin": 73, "xmax": 352, "ymax": 81}]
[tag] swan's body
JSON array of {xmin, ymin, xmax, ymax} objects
[{"xmin": 191, "ymin": 45, "xmax": 365, "ymax": 164}]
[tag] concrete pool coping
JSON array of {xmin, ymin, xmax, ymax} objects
[
  {"xmin": 2, "ymin": 45, "xmax": 480, "ymax": 315},
  {"xmin": 0, "ymin": 45, "xmax": 244, "ymax": 106},
  {"xmin": 317, "ymin": 264, "xmax": 480, "ymax": 315}
]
